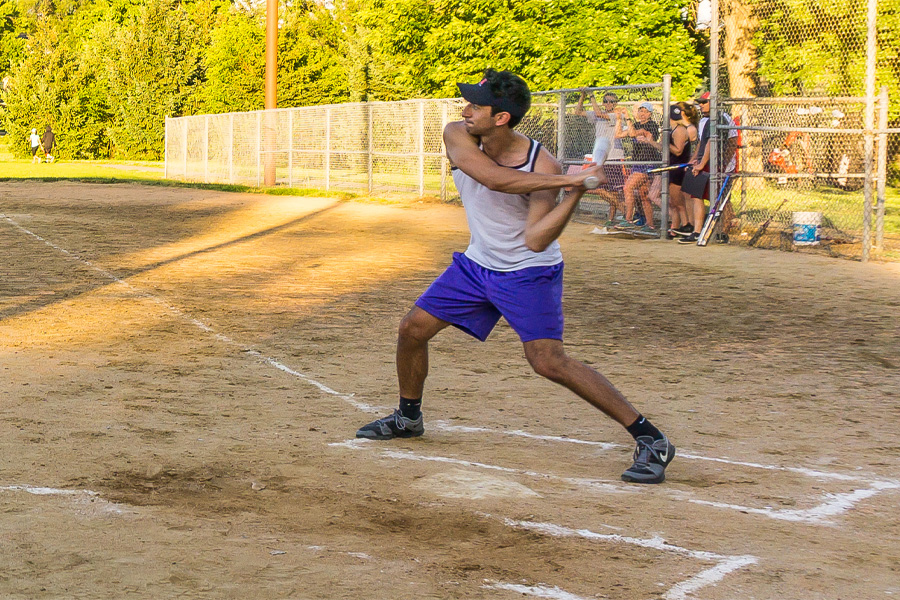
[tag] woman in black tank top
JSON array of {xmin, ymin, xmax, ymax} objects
[{"xmin": 667, "ymin": 102, "xmax": 699, "ymax": 235}]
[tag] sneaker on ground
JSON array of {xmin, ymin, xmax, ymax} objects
[
  {"xmin": 621, "ymin": 435, "xmax": 676, "ymax": 484},
  {"xmin": 671, "ymin": 225, "xmax": 694, "ymax": 237},
  {"xmin": 356, "ymin": 409, "xmax": 424, "ymax": 440},
  {"xmin": 602, "ymin": 220, "xmax": 618, "ymax": 228},
  {"xmin": 633, "ymin": 225, "xmax": 658, "ymax": 237},
  {"xmin": 676, "ymin": 232, "xmax": 700, "ymax": 244},
  {"xmin": 715, "ymin": 232, "xmax": 730, "ymax": 244}
]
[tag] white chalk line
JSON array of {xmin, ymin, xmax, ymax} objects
[
  {"xmin": 330, "ymin": 439, "xmax": 631, "ymax": 496},
  {"xmin": 479, "ymin": 515, "xmax": 757, "ymax": 600},
  {"xmin": 332, "ymin": 438, "xmax": 899, "ymax": 525},
  {"xmin": 0, "ymin": 213, "xmax": 382, "ymax": 417},
  {"xmin": 5, "ymin": 214, "xmax": 898, "ymax": 525},
  {"xmin": 0, "ymin": 484, "xmax": 128, "ymax": 515},
  {"xmin": 482, "ymin": 580, "xmax": 591, "ymax": 600}
]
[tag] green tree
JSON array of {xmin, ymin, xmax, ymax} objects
[
  {"xmin": 195, "ymin": 1, "xmax": 348, "ymax": 114},
  {"xmin": 2, "ymin": 10, "xmax": 109, "ymax": 158},
  {"xmin": 0, "ymin": 0, "xmax": 26, "ymax": 81},
  {"xmin": 350, "ymin": 0, "xmax": 705, "ymax": 101},
  {"xmin": 101, "ymin": 0, "xmax": 203, "ymax": 158}
]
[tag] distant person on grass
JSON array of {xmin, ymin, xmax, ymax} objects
[
  {"xmin": 29, "ymin": 128, "xmax": 41, "ymax": 163},
  {"xmin": 356, "ymin": 68, "xmax": 676, "ymax": 484},
  {"xmin": 41, "ymin": 125, "xmax": 56, "ymax": 164}
]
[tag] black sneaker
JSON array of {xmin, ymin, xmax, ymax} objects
[
  {"xmin": 356, "ymin": 410, "xmax": 424, "ymax": 440},
  {"xmin": 671, "ymin": 224, "xmax": 694, "ymax": 237},
  {"xmin": 714, "ymin": 232, "xmax": 730, "ymax": 244},
  {"xmin": 676, "ymin": 232, "xmax": 700, "ymax": 244},
  {"xmin": 621, "ymin": 435, "xmax": 676, "ymax": 484}
]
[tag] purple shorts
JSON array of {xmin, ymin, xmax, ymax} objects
[{"xmin": 415, "ymin": 252, "xmax": 564, "ymax": 343}]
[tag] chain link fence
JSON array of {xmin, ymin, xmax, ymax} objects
[
  {"xmin": 713, "ymin": 0, "xmax": 899, "ymax": 261},
  {"xmin": 166, "ymin": 0, "xmax": 899, "ymax": 262},
  {"xmin": 166, "ymin": 85, "xmax": 668, "ymax": 209}
]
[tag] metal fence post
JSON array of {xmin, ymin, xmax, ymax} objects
[
  {"xmin": 861, "ymin": 0, "xmax": 877, "ymax": 262},
  {"xmin": 876, "ymin": 86, "xmax": 888, "ymax": 252},
  {"xmin": 288, "ymin": 109, "xmax": 294, "ymax": 188},
  {"xmin": 325, "ymin": 106, "xmax": 332, "ymax": 191},
  {"xmin": 164, "ymin": 116, "xmax": 168, "ymax": 179},
  {"xmin": 368, "ymin": 103, "xmax": 374, "ymax": 193},
  {"xmin": 183, "ymin": 118, "xmax": 188, "ymax": 181},
  {"xmin": 440, "ymin": 102, "xmax": 448, "ymax": 202},
  {"xmin": 228, "ymin": 113, "xmax": 234, "ymax": 184},
  {"xmin": 660, "ymin": 75, "xmax": 672, "ymax": 238},
  {"xmin": 557, "ymin": 93, "xmax": 566, "ymax": 162},
  {"xmin": 256, "ymin": 112, "xmax": 262, "ymax": 188},
  {"xmin": 418, "ymin": 100, "xmax": 425, "ymax": 196},
  {"xmin": 709, "ymin": 0, "xmax": 720, "ymax": 210},
  {"xmin": 203, "ymin": 115, "xmax": 209, "ymax": 183}
]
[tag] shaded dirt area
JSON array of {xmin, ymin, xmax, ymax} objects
[{"xmin": 1, "ymin": 181, "xmax": 899, "ymax": 599}]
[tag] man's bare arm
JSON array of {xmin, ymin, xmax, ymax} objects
[
  {"xmin": 443, "ymin": 122, "xmax": 601, "ymax": 194},
  {"xmin": 523, "ymin": 150, "xmax": 587, "ymax": 252}
]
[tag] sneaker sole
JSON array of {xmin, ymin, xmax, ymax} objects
[{"xmin": 355, "ymin": 429, "xmax": 424, "ymax": 441}]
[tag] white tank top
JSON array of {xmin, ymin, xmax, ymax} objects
[{"xmin": 452, "ymin": 138, "xmax": 563, "ymax": 272}]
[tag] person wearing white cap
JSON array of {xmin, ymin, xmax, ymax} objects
[
  {"xmin": 616, "ymin": 101, "xmax": 661, "ymax": 232},
  {"xmin": 29, "ymin": 128, "xmax": 41, "ymax": 163}
]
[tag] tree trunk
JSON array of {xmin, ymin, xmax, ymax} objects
[{"xmin": 722, "ymin": 0, "xmax": 764, "ymax": 180}]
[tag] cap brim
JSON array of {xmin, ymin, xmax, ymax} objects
[{"xmin": 458, "ymin": 83, "xmax": 494, "ymax": 107}]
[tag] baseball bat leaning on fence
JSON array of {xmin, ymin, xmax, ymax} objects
[
  {"xmin": 647, "ymin": 163, "xmax": 691, "ymax": 174},
  {"xmin": 748, "ymin": 199, "xmax": 789, "ymax": 247},
  {"xmin": 697, "ymin": 175, "xmax": 732, "ymax": 247}
]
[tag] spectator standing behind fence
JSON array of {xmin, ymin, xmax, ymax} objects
[
  {"xmin": 678, "ymin": 92, "xmax": 738, "ymax": 244},
  {"xmin": 575, "ymin": 89, "xmax": 620, "ymax": 165},
  {"xmin": 616, "ymin": 101, "xmax": 661, "ymax": 233},
  {"xmin": 29, "ymin": 128, "xmax": 41, "ymax": 163},
  {"xmin": 41, "ymin": 125, "xmax": 55, "ymax": 164},
  {"xmin": 575, "ymin": 89, "xmax": 628, "ymax": 227},
  {"xmin": 660, "ymin": 102, "xmax": 700, "ymax": 238}
]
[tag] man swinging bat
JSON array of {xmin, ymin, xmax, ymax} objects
[{"xmin": 356, "ymin": 69, "xmax": 675, "ymax": 484}]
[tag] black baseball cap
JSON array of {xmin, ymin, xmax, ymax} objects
[
  {"xmin": 458, "ymin": 76, "xmax": 531, "ymax": 118},
  {"xmin": 670, "ymin": 105, "xmax": 683, "ymax": 121}
]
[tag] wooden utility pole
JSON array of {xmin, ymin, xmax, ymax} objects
[{"xmin": 264, "ymin": 0, "xmax": 277, "ymax": 186}]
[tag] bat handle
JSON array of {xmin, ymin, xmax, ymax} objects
[{"xmin": 583, "ymin": 176, "xmax": 599, "ymax": 189}]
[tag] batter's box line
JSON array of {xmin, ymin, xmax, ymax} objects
[
  {"xmin": 432, "ymin": 422, "xmax": 900, "ymax": 488},
  {"xmin": 476, "ymin": 515, "xmax": 757, "ymax": 600},
  {"xmin": 330, "ymin": 439, "xmax": 899, "ymax": 526}
]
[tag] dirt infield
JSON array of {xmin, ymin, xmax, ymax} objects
[{"xmin": 1, "ymin": 181, "xmax": 898, "ymax": 599}]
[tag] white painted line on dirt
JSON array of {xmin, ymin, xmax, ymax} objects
[
  {"xmin": 0, "ymin": 484, "xmax": 92, "ymax": 496},
  {"xmin": 689, "ymin": 479, "xmax": 900, "ymax": 524},
  {"xmin": 332, "ymin": 439, "xmax": 900, "ymax": 525},
  {"xmin": 432, "ymin": 422, "xmax": 619, "ymax": 451},
  {"xmin": 0, "ymin": 214, "xmax": 382, "ymax": 415},
  {"xmin": 482, "ymin": 580, "xmax": 591, "ymax": 600},
  {"xmin": 484, "ymin": 516, "xmax": 757, "ymax": 600},
  {"xmin": 330, "ymin": 439, "xmax": 632, "ymax": 496},
  {"xmin": 0, "ymin": 485, "xmax": 128, "ymax": 515}
]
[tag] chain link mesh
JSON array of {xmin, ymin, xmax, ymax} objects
[
  {"xmin": 165, "ymin": 84, "xmax": 669, "ymax": 232},
  {"xmin": 716, "ymin": 0, "xmax": 899, "ymax": 260}
]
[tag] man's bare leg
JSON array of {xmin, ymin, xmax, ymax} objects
[
  {"xmin": 523, "ymin": 338, "xmax": 675, "ymax": 484},
  {"xmin": 357, "ymin": 306, "xmax": 449, "ymax": 440},
  {"xmin": 397, "ymin": 306, "xmax": 450, "ymax": 398},
  {"xmin": 522, "ymin": 338, "xmax": 639, "ymax": 426}
]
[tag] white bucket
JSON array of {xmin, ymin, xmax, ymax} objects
[{"xmin": 792, "ymin": 211, "xmax": 821, "ymax": 246}]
